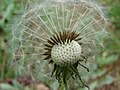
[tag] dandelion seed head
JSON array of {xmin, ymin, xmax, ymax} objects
[
  {"xmin": 10, "ymin": 0, "xmax": 109, "ymax": 89},
  {"xmin": 51, "ymin": 40, "xmax": 81, "ymax": 66}
]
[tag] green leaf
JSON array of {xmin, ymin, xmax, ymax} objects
[
  {"xmin": 12, "ymin": 80, "xmax": 24, "ymax": 90},
  {"xmin": 97, "ymin": 55, "xmax": 118, "ymax": 67},
  {"xmin": 0, "ymin": 83, "xmax": 15, "ymax": 90}
]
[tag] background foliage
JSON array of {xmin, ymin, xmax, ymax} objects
[{"xmin": 0, "ymin": 0, "xmax": 120, "ymax": 90}]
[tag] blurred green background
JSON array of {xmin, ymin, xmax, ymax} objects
[{"xmin": 0, "ymin": 0, "xmax": 120, "ymax": 90}]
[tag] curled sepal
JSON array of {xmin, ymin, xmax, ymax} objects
[
  {"xmin": 51, "ymin": 62, "xmax": 77, "ymax": 90},
  {"xmin": 70, "ymin": 66, "xmax": 90, "ymax": 90},
  {"xmin": 52, "ymin": 61, "xmax": 90, "ymax": 90}
]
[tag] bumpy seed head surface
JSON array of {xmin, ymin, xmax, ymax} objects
[{"xmin": 51, "ymin": 40, "xmax": 81, "ymax": 66}]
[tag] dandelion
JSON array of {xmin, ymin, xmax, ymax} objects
[{"xmin": 11, "ymin": 0, "xmax": 108, "ymax": 89}]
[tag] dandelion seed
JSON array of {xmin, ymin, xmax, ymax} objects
[{"xmin": 11, "ymin": 0, "xmax": 108, "ymax": 89}]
